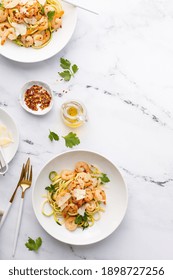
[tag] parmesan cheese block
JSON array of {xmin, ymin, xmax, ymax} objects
[
  {"xmin": 0, "ymin": 124, "xmax": 13, "ymax": 147},
  {"xmin": 73, "ymin": 189, "xmax": 86, "ymax": 201},
  {"xmin": 57, "ymin": 193, "xmax": 71, "ymax": 207}
]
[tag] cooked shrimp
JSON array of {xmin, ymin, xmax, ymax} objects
[
  {"xmin": 0, "ymin": 22, "xmax": 11, "ymax": 36},
  {"xmin": 66, "ymin": 203, "xmax": 78, "ymax": 216},
  {"xmin": 68, "ymin": 181, "xmax": 77, "ymax": 192},
  {"xmin": 75, "ymin": 162, "xmax": 90, "ymax": 173},
  {"xmin": 85, "ymin": 201, "xmax": 96, "ymax": 212},
  {"xmin": 84, "ymin": 189, "xmax": 93, "ymax": 202},
  {"xmin": 0, "ymin": 9, "xmax": 8, "ymax": 23},
  {"xmin": 1, "ymin": 27, "xmax": 16, "ymax": 45},
  {"xmin": 38, "ymin": 16, "xmax": 48, "ymax": 31},
  {"xmin": 9, "ymin": 9, "xmax": 24, "ymax": 24},
  {"xmin": 51, "ymin": 16, "xmax": 62, "ymax": 30},
  {"xmin": 61, "ymin": 170, "xmax": 75, "ymax": 181},
  {"xmin": 21, "ymin": 35, "xmax": 34, "ymax": 47},
  {"xmin": 65, "ymin": 217, "xmax": 77, "ymax": 231},
  {"xmin": 94, "ymin": 189, "xmax": 106, "ymax": 204}
]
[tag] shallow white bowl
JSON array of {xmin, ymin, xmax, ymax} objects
[
  {"xmin": 32, "ymin": 150, "xmax": 128, "ymax": 245},
  {"xmin": 0, "ymin": 3, "xmax": 77, "ymax": 63},
  {"xmin": 19, "ymin": 81, "xmax": 53, "ymax": 115}
]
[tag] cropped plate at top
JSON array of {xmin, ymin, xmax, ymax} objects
[
  {"xmin": 0, "ymin": 3, "xmax": 77, "ymax": 63},
  {"xmin": 32, "ymin": 150, "xmax": 128, "ymax": 245}
]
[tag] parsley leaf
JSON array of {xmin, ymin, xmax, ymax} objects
[
  {"xmin": 59, "ymin": 70, "xmax": 71, "ymax": 81},
  {"xmin": 47, "ymin": 11, "xmax": 55, "ymax": 21},
  {"xmin": 25, "ymin": 237, "xmax": 42, "ymax": 252},
  {"xmin": 49, "ymin": 130, "xmax": 59, "ymax": 141},
  {"xmin": 75, "ymin": 213, "xmax": 89, "ymax": 230},
  {"xmin": 72, "ymin": 64, "xmax": 79, "ymax": 74},
  {"xmin": 100, "ymin": 173, "xmax": 110, "ymax": 183},
  {"xmin": 60, "ymin": 58, "xmax": 71, "ymax": 69},
  {"xmin": 45, "ymin": 184, "xmax": 56, "ymax": 193},
  {"xmin": 62, "ymin": 132, "xmax": 80, "ymax": 148},
  {"xmin": 58, "ymin": 58, "xmax": 79, "ymax": 81},
  {"xmin": 0, "ymin": 3, "xmax": 3, "ymax": 7}
]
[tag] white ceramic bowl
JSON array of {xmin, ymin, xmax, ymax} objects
[
  {"xmin": 32, "ymin": 150, "xmax": 128, "ymax": 245},
  {"xmin": 19, "ymin": 81, "xmax": 53, "ymax": 115}
]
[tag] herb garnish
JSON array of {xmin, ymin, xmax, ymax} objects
[
  {"xmin": 75, "ymin": 213, "xmax": 89, "ymax": 230},
  {"xmin": 62, "ymin": 132, "xmax": 80, "ymax": 148},
  {"xmin": 25, "ymin": 237, "xmax": 42, "ymax": 252},
  {"xmin": 47, "ymin": 11, "xmax": 55, "ymax": 21},
  {"xmin": 45, "ymin": 184, "xmax": 56, "ymax": 193},
  {"xmin": 100, "ymin": 173, "xmax": 110, "ymax": 183},
  {"xmin": 48, "ymin": 130, "xmax": 59, "ymax": 141},
  {"xmin": 58, "ymin": 58, "xmax": 79, "ymax": 81}
]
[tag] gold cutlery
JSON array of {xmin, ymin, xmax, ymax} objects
[
  {"xmin": 0, "ymin": 163, "xmax": 25, "ymax": 229},
  {"xmin": 12, "ymin": 158, "xmax": 32, "ymax": 256}
]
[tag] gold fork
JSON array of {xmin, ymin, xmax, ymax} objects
[
  {"xmin": 12, "ymin": 158, "xmax": 32, "ymax": 257},
  {"xmin": 0, "ymin": 164, "xmax": 25, "ymax": 230}
]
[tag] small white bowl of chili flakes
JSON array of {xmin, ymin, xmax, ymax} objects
[{"xmin": 20, "ymin": 81, "xmax": 53, "ymax": 115}]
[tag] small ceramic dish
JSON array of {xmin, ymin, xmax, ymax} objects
[{"xmin": 19, "ymin": 81, "xmax": 53, "ymax": 115}]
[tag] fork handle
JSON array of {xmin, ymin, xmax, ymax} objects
[
  {"xmin": 0, "ymin": 202, "xmax": 12, "ymax": 230},
  {"xmin": 12, "ymin": 197, "xmax": 24, "ymax": 257}
]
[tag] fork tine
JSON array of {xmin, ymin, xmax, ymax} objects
[
  {"xmin": 24, "ymin": 158, "xmax": 30, "ymax": 179},
  {"xmin": 29, "ymin": 166, "xmax": 32, "ymax": 182}
]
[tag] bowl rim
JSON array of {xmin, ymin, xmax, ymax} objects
[
  {"xmin": 32, "ymin": 149, "xmax": 128, "ymax": 245},
  {"xmin": 19, "ymin": 80, "xmax": 53, "ymax": 115}
]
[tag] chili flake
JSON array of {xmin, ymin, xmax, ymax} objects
[{"xmin": 24, "ymin": 85, "xmax": 51, "ymax": 111}]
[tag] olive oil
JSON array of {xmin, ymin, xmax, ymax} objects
[{"xmin": 61, "ymin": 101, "xmax": 87, "ymax": 128}]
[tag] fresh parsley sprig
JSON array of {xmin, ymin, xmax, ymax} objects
[
  {"xmin": 47, "ymin": 11, "xmax": 55, "ymax": 21},
  {"xmin": 45, "ymin": 184, "xmax": 56, "ymax": 193},
  {"xmin": 62, "ymin": 132, "xmax": 80, "ymax": 148},
  {"xmin": 49, "ymin": 130, "xmax": 59, "ymax": 142},
  {"xmin": 48, "ymin": 130, "xmax": 80, "ymax": 148},
  {"xmin": 25, "ymin": 237, "xmax": 42, "ymax": 252},
  {"xmin": 100, "ymin": 173, "xmax": 110, "ymax": 184},
  {"xmin": 75, "ymin": 213, "xmax": 89, "ymax": 230},
  {"xmin": 59, "ymin": 58, "xmax": 79, "ymax": 81}
]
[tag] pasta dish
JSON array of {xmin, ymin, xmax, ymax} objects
[
  {"xmin": 42, "ymin": 161, "xmax": 110, "ymax": 231},
  {"xmin": 0, "ymin": 0, "xmax": 64, "ymax": 48}
]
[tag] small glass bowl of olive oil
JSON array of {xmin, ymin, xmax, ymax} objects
[{"xmin": 61, "ymin": 100, "xmax": 87, "ymax": 128}]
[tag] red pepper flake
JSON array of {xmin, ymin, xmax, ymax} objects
[{"xmin": 24, "ymin": 85, "xmax": 51, "ymax": 111}]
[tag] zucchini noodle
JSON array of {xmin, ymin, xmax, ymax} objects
[
  {"xmin": 41, "ymin": 161, "xmax": 110, "ymax": 231},
  {"xmin": 0, "ymin": 0, "xmax": 64, "ymax": 48}
]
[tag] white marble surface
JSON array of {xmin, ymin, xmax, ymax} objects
[{"xmin": 0, "ymin": 0, "xmax": 173, "ymax": 260}]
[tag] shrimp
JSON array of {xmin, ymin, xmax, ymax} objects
[
  {"xmin": 33, "ymin": 33, "xmax": 44, "ymax": 47},
  {"xmin": 85, "ymin": 201, "xmax": 96, "ymax": 212},
  {"xmin": 94, "ymin": 189, "xmax": 106, "ymax": 204},
  {"xmin": 77, "ymin": 172, "xmax": 92, "ymax": 186},
  {"xmin": 51, "ymin": 16, "xmax": 62, "ymax": 30},
  {"xmin": 1, "ymin": 27, "xmax": 16, "ymax": 45},
  {"xmin": 84, "ymin": 189, "xmax": 93, "ymax": 202},
  {"xmin": 0, "ymin": 22, "xmax": 11, "ymax": 36},
  {"xmin": 9, "ymin": 9, "xmax": 24, "ymax": 24},
  {"xmin": 21, "ymin": 35, "xmax": 34, "ymax": 47},
  {"xmin": 38, "ymin": 16, "xmax": 48, "ymax": 31},
  {"xmin": 75, "ymin": 161, "xmax": 90, "ymax": 173},
  {"xmin": 66, "ymin": 203, "xmax": 78, "ymax": 216},
  {"xmin": 61, "ymin": 170, "xmax": 75, "ymax": 181},
  {"xmin": 65, "ymin": 217, "xmax": 77, "ymax": 231},
  {"xmin": 68, "ymin": 181, "xmax": 77, "ymax": 192},
  {"xmin": 0, "ymin": 9, "xmax": 8, "ymax": 23}
]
